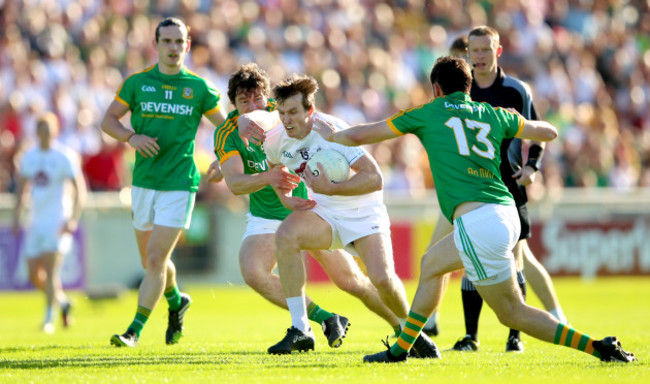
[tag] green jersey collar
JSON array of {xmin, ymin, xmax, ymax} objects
[
  {"xmin": 154, "ymin": 63, "xmax": 186, "ymax": 77},
  {"xmin": 444, "ymin": 92, "xmax": 471, "ymax": 102}
]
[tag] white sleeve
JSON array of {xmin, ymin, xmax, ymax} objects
[
  {"xmin": 315, "ymin": 111, "xmax": 350, "ymax": 130},
  {"xmin": 315, "ymin": 111, "xmax": 367, "ymax": 165},
  {"xmin": 335, "ymin": 143, "xmax": 367, "ymax": 166},
  {"xmin": 263, "ymin": 125, "xmax": 283, "ymax": 165},
  {"xmin": 245, "ymin": 110, "xmax": 280, "ymax": 131},
  {"xmin": 18, "ymin": 153, "xmax": 29, "ymax": 178},
  {"xmin": 63, "ymin": 155, "xmax": 78, "ymax": 179},
  {"xmin": 62, "ymin": 147, "xmax": 81, "ymax": 179}
]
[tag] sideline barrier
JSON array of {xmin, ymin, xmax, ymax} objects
[{"xmin": 1, "ymin": 188, "xmax": 649, "ymax": 290}]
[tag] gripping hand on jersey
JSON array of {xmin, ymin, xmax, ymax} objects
[
  {"xmin": 237, "ymin": 114, "xmax": 266, "ymax": 146},
  {"xmin": 276, "ymin": 189, "xmax": 316, "ymax": 211},
  {"xmin": 128, "ymin": 134, "xmax": 159, "ymax": 158},
  {"xmin": 266, "ymin": 165, "xmax": 301, "ymax": 192}
]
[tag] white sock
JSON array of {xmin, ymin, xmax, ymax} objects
[
  {"xmin": 44, "ymin": 306, "xmax": 54, "ymax": 324},
  {"xmin": 398, "ymin": 317, "xmax": 407, "ymax": 330},
  {"xmin": 550, "ymin": 308, "xmax": 568, "ymax": 324},
  {"xmin": 286, "ymin": 296, "xmax": 311, "ymax": 334}
]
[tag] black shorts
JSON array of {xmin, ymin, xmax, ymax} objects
[
  {"xmin": 517, "ymin": 204, "xmax": 531, "ymax": 240},
  {"xmin": 503, "ymin": 175, "xmax": 530, "ymax": 240}
]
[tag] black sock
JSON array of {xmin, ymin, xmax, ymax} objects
[
  {"xmin": 508, "ymin": 270, "xmax": 527, "ymax": 340},
  {"xmin": 461, "ymin": 276, "xmax": 482, "ymax": 341}
]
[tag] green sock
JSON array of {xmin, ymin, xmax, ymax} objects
[
  {"xmin": 165, "ymin": 285, "xmax": 182, "ymax": 311},
  {"xmin": 307, "ymin": 302, "xmax": 334, "ymax": 324},
  {"xmin": 393, "ymin": 324, "xmax": 401, "ymax": 337},
  {"xmin": 128, "ymin": 305, "xmax": 152, "ymax": 337},
  {"xmin": 390, "ymin": 311, "xmax": 427, "ymax": 357}
]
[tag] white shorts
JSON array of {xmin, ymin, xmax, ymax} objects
[
  {"xmin": 311, "ymin": 202, "xmax": 391, "ymax": 256},
  {"xmin": 131, "ymin": 186, "xmax": 196, "ymax": 230},
  {"xmin": 242, "ymin": 213, "xmax": 282, "ymax": 240},
  {"xmin": 23, "ymin": 224, "xmax": 73, "ymax": 259},
  {"xmin": 453, "ymin": 203, "xmax": 520, "ymax": 286}
]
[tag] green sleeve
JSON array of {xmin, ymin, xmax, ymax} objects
[
  {"xmin": 116, "ymin": 76, "xmax": 135, "ymax": 108},
  {"xmin": 202, "ymin": 81, "xmax": 222, "ymax": 114},
  {"xmin": 493, "ymin": 107, "xmax": 524, "ymax": 139},
  {"xmin": 388, "ymin": 106, "xmax": 426, "ymax": 135}
]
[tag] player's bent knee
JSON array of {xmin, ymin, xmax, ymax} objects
[
  {"xmin": 494, "ymin": 301, "xmax": 527, "ymax": 328},
  {"xmin": 241, "ymin": 268, "xmax": 268, "ymax": 288},
  {"xmin": 495, "ymin": 311, "xmax": 518, "ymax": 328},
  {"xmin": 368, "ymin": 272, "xmax": 395, "ymax": 293},
  {"xmin": 332, "ymin": 275, "xmax": 363, "ymax": 294}
]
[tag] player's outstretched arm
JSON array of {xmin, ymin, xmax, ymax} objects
[
  {"xmin": 517, "ymin": 120, "xmax": 558, "ymax": 142},
  {"xmin": 221, "ymin": 158, "xmax": 299, "ymax": 196},
  {"xmin": 313, "ymin": 118, "xmax": 398, "ymax": 146}
]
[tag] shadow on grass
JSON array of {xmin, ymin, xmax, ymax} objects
[
  {"xmin": 1, "ymin": 345, "xmax": 97, "ymax": 353},
  {"xmin": 0, "ymin": 349, "xmax": 366, "ymax": 370}
]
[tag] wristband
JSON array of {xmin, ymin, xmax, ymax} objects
[
  {"xmin": 526, "ymin": 158, "xmax": 540, "ymax": 171},
  {"xmin": 126, "ymin": 132, "xmax": 135, "ymax": 143},
  {"xmin": 528, "ymin": 144, "xmax": 543, "ymax": 159}
]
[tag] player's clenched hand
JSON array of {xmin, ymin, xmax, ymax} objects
[
  {"xmin": 513, "ymin": 165, "xmax": 537, "ymax": 186},
  {"xmin": 238, "ymin": 115, "xmax": 266, "ymax": 146},
  {"xmin": 265, "ymin": 166, "xmax": 300, "ymax": 191},
  {"xmin": 128, "ymin": 134, "xmax": 159, "ymax": 158},
  {"xmin": 207, "ymin": 160, "xmax": 224, "ymax": 183},
  {"xmin": 312, "ymin": 118, "xmax": 336, "ymax": 142},
  {"xmin": 303, "ymin": 163, "xmax": 335, "ymax": 195}
]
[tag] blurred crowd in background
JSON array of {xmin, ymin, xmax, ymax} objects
[{"xmin": 1, "ymin": 0, "xmax": 649, "ymax": 206}]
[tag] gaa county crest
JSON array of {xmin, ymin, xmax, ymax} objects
[{"xmin": 182, "ymin": 87, "xmax": 194, "ymax": 99}]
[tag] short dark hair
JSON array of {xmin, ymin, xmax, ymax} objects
[
  {"xmin": 272, "ymin": 74, "xmax": 318, "ymax": 110},
  {"xmin": 36, "ymin": 112, "xmax": 59, "ymax": 131},
  {"xmin": 429, "ymin": 56, "xmax": 472, "ymax": 95},
  {"xmin": 450, "ymin": 35, "xmax": 468, "ymax": 55},
  {"xmin": 227, "ymin": 63, "xmax": 271, "ymax": 105},
  {"xmin": 155, "ymin": 17, "xmax": 190, "ymax": 43},
  {"xmin": 468, "ymin": 26, "xmax": 499, "ymax": 46}
]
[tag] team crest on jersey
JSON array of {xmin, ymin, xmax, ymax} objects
[{"xmin": 182, "ymin": 87, "xmax": 194, "ymax": 99}]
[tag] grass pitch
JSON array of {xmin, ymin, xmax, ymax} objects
[{"xmin": 0, "ymin": 277, "xmax": 648, "ymax": 383}]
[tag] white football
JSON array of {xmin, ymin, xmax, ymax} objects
[{"xmin": 306, "ymin": 149, "xmax": 350, "ymax": 183}]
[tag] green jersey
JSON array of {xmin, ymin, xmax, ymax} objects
[
  {"xmin": 116, "ymin": 64, "xmax": 222, "ymax": 191},
  {"xmin": 213, "ymin": 100, "xmax": 307, "ymax": 220},
  {"xmin": 387, "ymin": 92, "xmax": 524, "ymax": 222}
]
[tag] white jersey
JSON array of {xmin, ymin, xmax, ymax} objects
[
  {"xmin": 263, "ymin": 111, "xmax": 384, "ymax": 211},
  {"xmin": 18, "ymin": 142, "xmax": 80, "ymax": 226}
]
